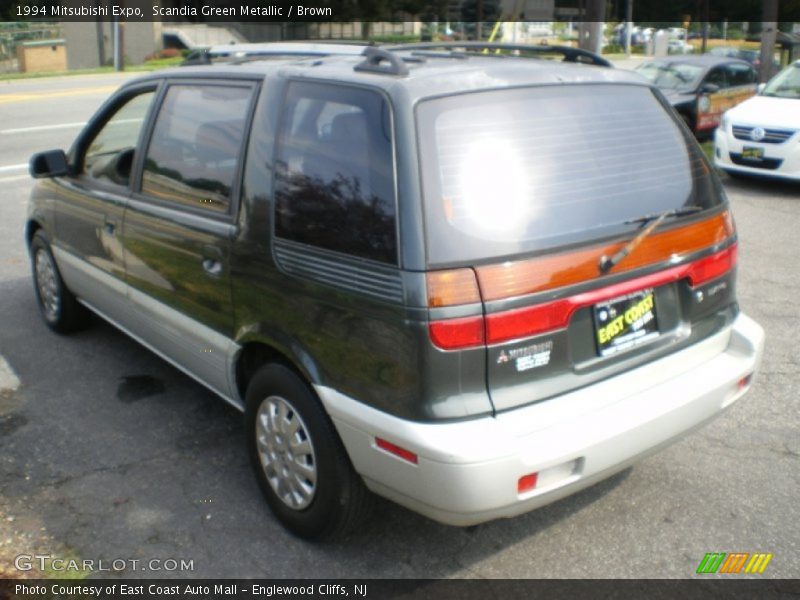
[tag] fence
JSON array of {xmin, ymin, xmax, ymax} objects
[{"xmin": 0, "ymin": 22, "xmax": 63, "ymax": 73}]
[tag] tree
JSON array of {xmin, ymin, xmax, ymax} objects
[{"xmin": 460, "ymin": 0, "xmax": 502, "ymax": 40}]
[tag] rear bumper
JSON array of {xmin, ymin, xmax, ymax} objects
[{"xmin": 317, "ymin": 313, "xmax": 764, "ymax": 526}]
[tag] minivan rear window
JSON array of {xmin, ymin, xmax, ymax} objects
[{"xmin": 417, "ymin": 84, "xmax": 723, "ymax": 266}]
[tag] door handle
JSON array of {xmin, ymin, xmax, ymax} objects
[
  {"xmin": 202, "ymin": 258, "xmax": 223, "ymax": 277},
  {"xmin": 104, "ymin": 218, "xmax": 116, "ymax": 235},
  {"xmin": 201, "ymin": 245, "xmax": 224, "ymax": 276}
]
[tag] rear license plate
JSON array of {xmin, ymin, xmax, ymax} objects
[
  {"xmin": 594, "ymin": 289, "xmax": 659, "ymax": 357},
  {"xmin": 742, "ymin": 146, "xmax": 765, "ymax": 160}
]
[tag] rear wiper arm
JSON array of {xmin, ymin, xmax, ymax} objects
[{"xmin": 598, "ymin": 205, "xmax": 703, "ymax": 274}]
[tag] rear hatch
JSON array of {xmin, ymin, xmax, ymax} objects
[{"xmin": 417, "ymin": 83, "xmax": 739, "ymax": 412}]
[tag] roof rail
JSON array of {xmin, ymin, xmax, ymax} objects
[
  {"xmin": 354, "ymin": 46, "xmax": 410, "ymax": 76},
  {"xmin": 180, "ymin": 42, "xmax": 372, "ymax": 66},
  {"xmin": 385, "ymin": 42, "xmax": 612, "ymax": 68}
]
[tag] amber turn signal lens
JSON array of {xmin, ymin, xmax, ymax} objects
[
  {"xmin": 476, "ymin": 210, "xmax": 735, "ymax": 302},
  {"xmin": 426, "ymin": 268, "xmax": 481, "ymax": 307}
]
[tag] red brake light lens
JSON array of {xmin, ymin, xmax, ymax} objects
[
  {"xmin": 429, "ymin": 316, "xmax": 485, "ymax": 350},
  {"xmin": 428, "ymin": 236, "xmax": 736, "ymax": 349},
  {"xmin": 687, "ymin": 244, "xmax": 738, "ymax": 286}
]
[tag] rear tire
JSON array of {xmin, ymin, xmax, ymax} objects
[
  {"xmin": 30, "ymin": 231, "xmax": 89, "ymax": 333},
  {"xmin": 244, "ymin": 364, "xmax": 373, "ymax": 540}
]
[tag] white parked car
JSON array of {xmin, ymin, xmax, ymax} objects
[{"xmin": 715, "ymin": 60, "xmax": 800, "ymax": 181}]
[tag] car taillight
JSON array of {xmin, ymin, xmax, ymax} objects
[
  {"xmin": 427, "ymin": 269, "xmax": 485, "ymax": 350},
  {"xmin": 475, "ymin": 210, "xmax": 734, "ymax": 301},
  {"xmin": 426, "ymin": 268, "xmax": 481, "ymax": 307},
  {"xmin": 429, "ymin": 316, "xmax": 485, "ymax": 350},
  {"xmin": 687, "ymin": 244, "xmax": 738, "ymax": 286},
  {"xmin": 427, "ymin": 216, "xmax": 737, "ymax": 350},
  {"xmin": 484, "ymin": 243, "xmax": 738, "ymax": 345}
]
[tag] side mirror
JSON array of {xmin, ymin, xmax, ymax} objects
[
  {"xmin": 30, "ymin": 150, "xmax": 70, "ymax": 179},
  {"xmin": 757, "ymin": 82, "xmax": 767, "ymax": 94},
  {"xmin": 700, "ymin": 82, "xmax": 720, "ymax": 94}
]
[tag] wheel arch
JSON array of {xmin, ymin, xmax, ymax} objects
[
  {"xmin": 25, "ymin": 219, "xmax": 44, "ymax": 251},
  {"xmin": 233, "ymin": 337, "xmax": 322, "ymax": 406}
]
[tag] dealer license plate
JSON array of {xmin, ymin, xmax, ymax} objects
[
  {"xmin": 742, "ymin": 146, "xmax": 765, "ymax": 160},
  {"xmin": 593, "ymin": 289, "xmax": 659, "ymax": 357}
]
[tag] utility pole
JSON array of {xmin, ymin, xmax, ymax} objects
[
  {"xmin": 579, "ymin": 0, "xmax": 604, "ymax": 54},
  {"xmin": 701, "ymin": 0, "xmax": 710, "ymax": 54},
  {"xmin": 112, "ymin": 17, "xmax": 123, "ymax": 71},
  {"xmin": 759, "ymin": 0, "xmax": 779, "ymax": 83},
  {"xmin": 476, "ymin": 0, "xmax": 483, "ymax": 40},
  {"xmin": 625, "ymin": 0, "xmax": 633, "ymax": 58}
]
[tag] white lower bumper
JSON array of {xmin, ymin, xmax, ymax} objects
[
  {"xmin": 316, "ymin": 313, "xmax": 764, "ymax": 526},
  {"xmin": 714, "ymin": 129, "xmax": 800, "ymax": 181}
]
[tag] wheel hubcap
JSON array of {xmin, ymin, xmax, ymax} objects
[
  {"xmin": 35, "ymin": 249, "xmax": 60, "ymax": 322},
  {"xmin": 256, "ymin": 396, "xmax": 317, "ymax": 510}
]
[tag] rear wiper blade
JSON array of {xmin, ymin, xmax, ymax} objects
[{"xmin": 598, "ymin": 205, "xmax": 703, "ymax": 274}]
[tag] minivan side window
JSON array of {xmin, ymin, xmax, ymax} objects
[
  {"xmin": 705, "ymin": 67, "xmax": 727, "ymax": 88},
  {"xmin": 727, "ymin": 63, "xmax": 756, "ymax": 86},
  {"xmin": 141, "ymin": 84, "xmax": 253, "ymax": 214},
  {"xmin": 83, "ymin": 90, "xmax": 155, "ymax": 187},
  {"xmin": 274, "ymin": 82, "xmax": 397, "ymax": 264}
]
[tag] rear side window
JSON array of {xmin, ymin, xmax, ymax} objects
[
  {"xmin": 705, "ymin": 67, "xmax": 727, "ymax": 88},
  {"xmin": 417, "ymin": 84, "xmax": 723, "ymax": 265},
  {"xmin": 274, "ymin": 82, "xmax": 397, "ymax": 264},
  {"xmin": 141, "ymin": 84, "xmax": 254, "ymax": 214},
  {"xmin": 727, "ymin": 63, "xmax": 756, "ymax": 86}
]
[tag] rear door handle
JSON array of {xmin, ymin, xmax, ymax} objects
[
  {"xmin": 104, "ymin": 218, "xmax": 116, "ymax": 235},
  {"xmin": 201, "ymin": 245, "xmax": 224, "ymax": 277},
  {"xmin": 202, "ymin": 259, "xmax": 223, "ymax": 277}
]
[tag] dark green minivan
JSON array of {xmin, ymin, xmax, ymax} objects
[{"xmin": 27, "ymin": 44, "xmax": 764, "ymax": 539}]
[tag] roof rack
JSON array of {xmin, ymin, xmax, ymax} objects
[
  {"xmin": 384, "ymin": 42, "xmax": 612, "ymax": 68},
  {"xmin": 181, "ymin": 42, "xmax": 372, "ymax": 67},
  {"xmin": 354, "ymin": 46, "xmax": 413, "ymax": 76}
]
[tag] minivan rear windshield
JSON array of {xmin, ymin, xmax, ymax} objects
[{"xmin": 416, "ymin": 84, "xmax": 723, "ymax": 266}]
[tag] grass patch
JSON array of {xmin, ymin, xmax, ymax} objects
[
  {"xmin": 0, "ymin": 67, "xmax": 116, "ymax": 81},
  {"xmin": 700, "ymin": 140, "xmax": 714, "ymax": 162}
]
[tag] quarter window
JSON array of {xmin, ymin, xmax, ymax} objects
[
  {"xmin": 705, "ymin": 67, "xmax": 727, "ymax": 88},
  {"xmin": 83, "ymin": 90, "xmax": 154, "ymax": 187},
  {"xmin": 727, "ymin": 63, "xmax": 756, "ymax": 86},
  {"xmin": 274, "ymin": 82, "xmax": 397, "ymax": 264},
  {"xmin": 141, "ymin": 84, "xmax": 253, "ymax": 214}
]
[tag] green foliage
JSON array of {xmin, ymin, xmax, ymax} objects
[
  {"xmin": 459, "ymin": 0, "xmax": 502, "ymax": 41},
  {"xmin": 368, "ymin": 34, "xmax": 421, "ymax": 43}
]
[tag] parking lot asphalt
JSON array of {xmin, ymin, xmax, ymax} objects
[{"xmin": 0, "ymin": 73, "xmax": 797, "ymax": 579}]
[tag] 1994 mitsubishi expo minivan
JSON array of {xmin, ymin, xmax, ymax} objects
[{"xmin": 26, "ymin": 43, "xmax": 764, "ymax": 539}]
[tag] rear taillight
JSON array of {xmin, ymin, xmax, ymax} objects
[
  {"xmin": 484, "ymin": 243, "xmax": 738, "ymax": 345},
  {"xmin": 687, "ymin": 244, "xmax": 738, "ymax": 286},
  {"xmin": 427, "ymin": 214, "xmax": 737, "ymax": 350},
  {"xmin": 426, "ymin": 269, "xmax": 481, "ymax": 307},
  {"xmin": 427, "ymin": 268, "xmax": 484, "ymax": 350},
  {"xmin": 429, "ymin": 316, "xmax": 485, "ymax": 350},
  {"xmin": 476, "ymin": 211, "xmax": 734, "ymax": 301}
]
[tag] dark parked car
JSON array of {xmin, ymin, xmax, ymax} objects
[
  {"xmin": 27, "ymin": 43, "xmax": 763, "ymax": 539},
  {"xmin": 708, "ymin": 46, "xmax": 780, "ymax": 70},
  {"xmin": 636, "ymin": 55, "xmax": 757, "ymax": 135}
]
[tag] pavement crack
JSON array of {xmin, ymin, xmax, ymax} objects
[{"xmin": 40, "ymin": 450, "xmax": 176, "ymax": 490}]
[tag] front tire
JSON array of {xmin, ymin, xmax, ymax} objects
[
  {"xmin": 245, "ymin": 364, "xmax": 373, "ymax": 540},
  {"xmin": 30, "ymin": 231, "xmax": 88, "ymax": 333}
]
